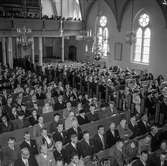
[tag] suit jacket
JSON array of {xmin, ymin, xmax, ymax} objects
[
  {"xmin": 137, "ymin": 121, "xmax": 150, "ymax": 136},
  {"xmin": 77, "ymin": 115, "xmax": 89, "ymax": 125},
  {"xmin": 64, "ymin": 143, "xmax": 81, "ymax": 164},
  {"xmin": 117, "ymin": 124, "xmax": 133, "ymax": 139},
  {"xmin": 67, "ymin": 127, "xmax": 83, "ymax": 141},
  {"xmin": 132, "ymin": 159, "xmax": 146, "ymax": 166},
  {"xmin": 2, "ymin": 146, "xmax": 19, "ymax": 166},
  {"xmin": 86, "ymin": 112, "xmax": 99, "ymax": 122},
  {"xmin": 106, "ymin": 129, "xmax": 120, "ymax": 148},
  {"xmin": 93, "ymin": 134, "xmax": 106, "ymax": 153},
  {"xmin": 148, "ymin": 155, "xmax": 167, "ymax": 166},
  {"xmin": 109, "ymin": 145, "xmax": 124, "ymax": 166},
  {"xmin": 49, "ymin": 121, "xmax": 58, "ymax": 134},
  {"xmin": 53, "ymin": 130, "xmax": 68, "ymax": 145},
  {"xmin": 20, "ymin": 140, "xmax": 38, "ymax": 157},
  {"xmin": 0, "ymin": 121, "xmax": 13, "ymax": 133},
  {"xmin": 79, "ymin": 139, "xmax": 94, "ymax": 158},
  {"xmin": 14, "ymin": 157, "xmax": 38, "ymax": 166},
  {"xmin": 33, "ymin": 124, "xmax": 44, "ymax": 137},
  {"xmin": 53, "ymin": 148, "xmax": 66, "ymax": 162},
  {"xmin": 36, "ymin": 152, "xmax": 56, "ymax": 166}
]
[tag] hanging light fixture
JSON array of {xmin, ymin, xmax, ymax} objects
[
  {"xmin": 16, "ymin": 26, "xmax": 33, "ymax": 48},
  {"xmin": 126, "ymin": 0, "xmax": 136, "ymax": 45}
]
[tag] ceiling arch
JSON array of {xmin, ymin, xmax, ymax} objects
[{"xmin": 80, "ymin": 0, "xmax": 167, "ymax": 31}]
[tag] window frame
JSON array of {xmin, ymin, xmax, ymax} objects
[{"xmin": 132, "ymin": 13, "xmax": 151, "ymax": 65}]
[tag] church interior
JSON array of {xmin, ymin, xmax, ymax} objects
[{"xmin": 1, "ymin": 0, "xmax": 167, "ymax": 166}]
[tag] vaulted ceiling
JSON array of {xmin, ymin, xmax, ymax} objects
[{"xmin": 79, "ymin": 0, "xmax": 167, "ymax": 31}]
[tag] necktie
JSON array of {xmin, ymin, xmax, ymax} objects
[{"xmin": 25, "ymin": 160, "xmax": 29, "ymax": 166}]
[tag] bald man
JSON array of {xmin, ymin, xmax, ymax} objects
[{"xmin": 14, "ymin": 147, "xmax": 38, "ymax": 166}]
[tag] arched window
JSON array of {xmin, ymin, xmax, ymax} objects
[
  {"xmin": 133, "ymin": 13, "xmax": 151, "ymax": 64},
  {"xmin": 97, "ymin": 16, "xmax": 109, "ymax": 57}
]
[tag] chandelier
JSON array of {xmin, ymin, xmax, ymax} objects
[
  {"xmin": 16, "ymin": 26, "xmax": 33, "ymax": 48},
  {"xmin": 126, "ymin": 0, "xmax": 136, "ymax": 45}
]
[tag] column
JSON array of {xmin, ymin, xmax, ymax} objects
[
  {"xmin": 39, "ymin": 37, "xmax": 43, "ymax": 66},
  {"xmin": 8, "ymin": 37, "xmax": 13, "ymax": 69},
  {"xmin": 2, "ymin": 37, "xmax": 6, "ymax": 66},
  {"xmin": 61, "ymin": 36, "xmax": 65, "ymax": 62},
  {"xmin": 31, "ymin": 37, "xmax": 35, "ymax": 64}
]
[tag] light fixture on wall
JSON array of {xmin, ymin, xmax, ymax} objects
[
  {"xmin": 16, "ymin": 26, "xmax": 33, "ymax": 48},
  {"xmin": 126, "ymin": 0, "xmax": 136, "ymax": 45}
]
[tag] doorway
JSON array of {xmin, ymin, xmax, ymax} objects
[{"xmin": 69, "ymin": 45, "xmax": 77, "ymax": 61}]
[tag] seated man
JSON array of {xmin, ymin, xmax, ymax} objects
[
  {"xmin": 36, "ymin": 144, "xmax": 56, "ymax": 166},
  {"xmin": 86, "ymin": 104, "xmax": 99, "ymax": 122},
  {"xmin": 20, "ymin": 131, "xmax": 38, "ymax": 159},
  {"xmin": 49, "ymin": 113, "xmax": 60, "ymax": 134},
  {"xmin": 149, "ymin": 125, "xmax": 161, "ymax": 152},
  {"xmin": 0, "ymin": 115, "xmax": 13, "ymax": 133},
  {"xmin": 64, "ymin": 134, "xmax": 81, "ymax": 164},
  {"xmin": 65, "ymin": 111, "xmax": 76, "ymax": 130},
  {"xmin": 132, "ymin": 151, "xmax": 148, "ymax": 166},
  {"xmin": 33, "ymin": 116, "xmax": 45, "ymax": 137},
  {"xmin": 68, "ymin": 153, "xmax": 84, "ymax": 166},
  {"xmin": 79, "ymin": 131, "xmax": 94, "ymax": 158},
  {"xmin": 93, "ymin": 125, "xmax": 106, "ymax": 153},
  {"xmin": 149, "ymin": 152, "xmax": 167, "ymax": 166},
  {"xmin": 53, "ymin": 141, "xmax": 66, "ymax": 163},
  {"xmin": 37, "ymin": 128, "xmax": 54, "ymax": 150},
  {"xmin": 14, "ymin": 147, "xmax": 38, "ymax": 166},
  {"xmin": 67, "ymin": 119, "xmax": 83, "ymax": 141},
  {"xmin": 77, "ymin": 109, "xmax": 89, "ymax": 125},
  {"xmin": 109, "ymin": 139, "xmax": 124, "ymax": 166},
  {"xmin": 63, "ymin": 102, "xmax": 73, "ymax": 119},
  {"xmin": 117, "ymin": 119, "xmax": 133, "ymax": 140},
  {"xmin": 3, "ymin": 137, "xmax": 19, "ymax": 166},
  {"xmin": 138, "ymin": 135, "xmax": 152, "ymax": 155},
  {"xmin": 137, "ymin": 114, "xmax": 150, "ymax": 136},
  {"xmin": 53, "ymin": 122, "xmax": 68, "ymax": 145},
  {"xmin": 106, "ymin": 122, "xmax": 120, "ymax": 148},
  {"xmin": 128, "ymin": 115, "xmax": 139, "ymax": 138}
]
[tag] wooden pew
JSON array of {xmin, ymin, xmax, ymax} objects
[{"xmin": 0, "ymin": 107, "xmax": 116, "ymax": 147}]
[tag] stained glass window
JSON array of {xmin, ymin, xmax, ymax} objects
[
  {"xmin": 134, "ymin": 13, "xmax": 151, "ymax": 64},
  {"xmin": 97, "ymin": 16, "xmax": 109, "ymax": 57}
]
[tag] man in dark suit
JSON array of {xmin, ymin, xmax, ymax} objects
[
  {"xmin": 54, "ymin": 95, "xmax": 66, "ymax": 111},
  {"xmin": 79, "ymin": 131, "xmax": 94, "ymax": 158},
  {"xmin": 93, "ymin": 125, "xmax": 106, "ymax": 153},
  {"xmin": 49, "ymin": 113, "xmax": 60, "ymax": 134},
  {"xmin": 132, "ymin": 151, "xmax": 148, "ymax": 166},
  {"xmin": 137, "ymin": 114, "xmax": 150, "ymax": 136},
  {"xmin": 67, "ymin": 119, "xmax": 83, "ymax": 141},
  {"xmin": 53, "ymin": 141, "xmax": 66, "ymax": 162},
  {"xmin": 128, "ymin": 115, "xmax": 140, "ymax": 138},
  {"xmin": 148, "ymin": 152, "xmax": 167, "ymax": 166},
  {"xmin": 77, "ymin": 109, "xmax": 90, "ymax": 125},
  {"xmin": 64, "ymin": 134, "xmax": 81, "ymax": 164},
  {"xmin": 53, "ymin": 122, "xmax": 68, "ymax": 145},
  {"xmin": 106, "ymin": 122, "xmax": 120, "ymax": 148},
  {"xmin": 2, "ymin": 137, "xmax": 19, "ymax": 166},
  {"xmin": 0, "ymin": 115, "xmax": 13, "ymax": 133},
  {"xmin": 14, "ymin": 147, "xmax": 38, "ymax": 166},
  {"xmin": 20, "ymin": 131, "xmax": 38, "ymax": 159}
]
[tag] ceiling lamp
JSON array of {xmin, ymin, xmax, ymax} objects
[{"xmin": 126, "ymin": 0, "xmax": 136, "ymax": 45}]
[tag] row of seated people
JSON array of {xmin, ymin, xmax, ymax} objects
[
  {"xmin": 0, "ymin": 100, "xmax": 100, "ymax": 134},
  {"xmin": 1, "ymin": 110, "xmax": 167, "ymax": 166},
  {"xmin": 0, "ymin": 65, "xmax": 106, "ymax": 133},
  {"xmin": 43, "ymin": 63, "xmax": 167, "ymax": 125}
]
